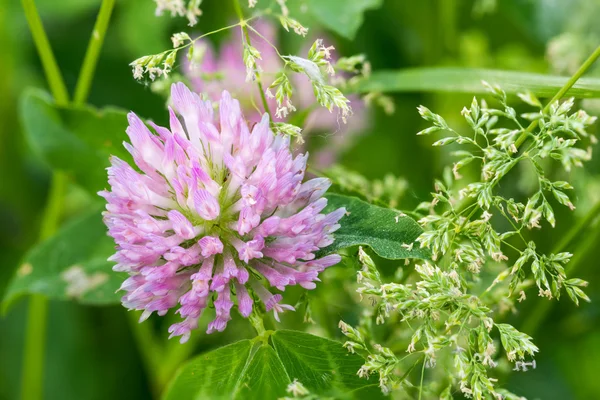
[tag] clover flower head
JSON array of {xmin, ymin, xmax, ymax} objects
[{"xmin": 99, "ymin": 82, "xmax": 345, "ymax": 342}]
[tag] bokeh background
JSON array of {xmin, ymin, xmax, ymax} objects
[{"xmin": 1, "ymin": 0, "xmax": 600, "ymax": 399}]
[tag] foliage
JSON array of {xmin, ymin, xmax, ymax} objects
[
  {"xmin": 19, "ymin": 89, "xmax": 131, "ymax": 194},
  {"xmin": 303, "ymin": 0, "xmax": 383, "ymax": 40},
  {"xmin": 339, "ymin": 85, "xmax": 596, "ymax": 399},
  {"xmin": 357, "ymin": 67, "xmax": 600, "ymax": 98},
  {"xmin": 2, "ymin": 0, "xmax": 600, "ymax": 400},
  {"xmin": 164, "ymin": 330, "xmax": 384, "ymax": 399},
  {"xmin": 317, "ymin": 194, "xmax": 429, "ymax": 260},
  {"xmin": 3, "ymin": 207, "xmax": 121, "ymax": 310}
]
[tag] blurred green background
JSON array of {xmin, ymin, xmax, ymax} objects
[{"xmin": 1, "ymin": 0, "xmax": 600, "ymax": 399}]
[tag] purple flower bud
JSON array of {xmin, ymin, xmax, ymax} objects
[
  {"xmin": 167, "ymin": 210, "xmax": 197, "ymax": 239},
  {"xmin": 193, "ymin": 188, "xmax": 220, "ymax": 220},
  {"xmin": 198, "ymin": 236, "xmax": 224, "ymax": 258},
  {"xmin": 234, "ymin": 282, "xmax": 253, "ymax": 317}
]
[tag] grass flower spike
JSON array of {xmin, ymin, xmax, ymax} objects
[{"xmin": 100, "ymin": 82, "xmax": 345, "ymax": 343}]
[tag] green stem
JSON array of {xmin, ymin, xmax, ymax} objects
[
  {"xmin": 513, "ymin": 46, "xmax": 600, "ymax": 330},
  {"xmin": 20, "ymin": 0, "xmax": 116, "ymax": 398},
  {"xmin": 232, "ymin": 0, "xmax": 272, "ymax": 117},
  {"xmin": 249, "ymin": 308, "xmax": 266, "ymax": 336},
  {"xmin": 127, "ymin": 312, "xmax": 164, "ymax": 397},
  {"xmin": 21, "ymin": 0, "xmax": 69, "ymax": 106},
  {"xmin": 521, "ymin": 200, "xmax": 600, "ymax": 335},
  {"xmin": 439, "ymin": 0, "xmax": 457, "ymax": 55},
  {"xmin": 500, "ymin": 47, "xmax": 600, "ymax": 337},
  {"xmin": 20, "ymin": 2, "xmax": 70, "ymax": 399},
  {"xmin": 20, "ymin": 172, "xmax": 67, "ymax": 400},
  {"xmin": 514, "ymin": 45, "xmax": 600, "ymax": 148},
  {"xmin": 38, "ymin": 174, "xmax": 68, "ymax": 240},
  {"xmin": 418, "ymin": 355, "xmax": 426, "ymax": 400},
  {"xmin": 455, "ymin": 45, "xmax": 600, "ymax": 216},
  {"xmin": 544, "ymin": 45, "xmax": 600, "ymax": 109},
  {"xmin": 73, "ymin": 0, "xmax": 116, "ymax": 105},
  {"xmin": 21, "ymin": 296, "xmax": 49, "ymax": 400},
  {"xmin": 457, "ymin": 202, "xmax": 479, "ymax": 230}
]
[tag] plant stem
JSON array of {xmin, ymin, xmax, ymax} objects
[
  {"xmin": 20, "ymin": 1, "xmax": 71, "ymax": 399},
  {"xmin": 232, "ymin": 0, "xmax": 272, "ymax": 117},
  {"xmin": 418, "ymin": 355, "xmax": 426, "ymax": 400},
  {"xmin": 249, "ymin": 308, "xmax": 266, "ymax": 336},
  {"xmin": 127, "ymin": 312, "xmax": 165, "ymax": 397},
  {"xmin": 489, "ymin": 46, "xmax": 600, "ymax": 337},
  {"xmin": 38, "ymin": 174, "xmax": 68, "ymax": 240},
  {"xmin": 455, "ymin": 45, "xmax": 600, "ymax": 217},
  {"xmin": 21, "ymin": 0, "xmax": 69, "ymax": 106},
  {"xmin": 20, "ymin": 0, "xmax": 117, "ymax": 398},
  {"xmin": 457, "ymin": 202, "xmax": 479, "ymax": 230},
  {"xmin": 20, "ymin": 172, "xmax": 67, "ymax": 400},
  {"xmin": 21, "ymin": 296, "xmax": 48, "ymax": 400},
  {"xmin": 439, "ymin": 0, "xmax": 457, "ymax": 55},
  {"xmin": 511, "ymin": 46, "xmax": 600, "ymax": 333},
  {"xmin": 522, "ymin": 200, "xmax": 600, "ymax": 335},
  {"xmin": 514, "ymin": 45, "xmax": 600, "ymax": 148},
  {"xmin": 73, "ymin": 0, "xmax": 116, "ymax": 105}
]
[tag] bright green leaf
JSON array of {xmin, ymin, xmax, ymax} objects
[
  {"xmin": 163, "ymin": 330, "xmax": 383, "ymax": 400},
  {"xmin": 235, "ymin": 345, "xmax": 289, "ymax": 399},
  {"xmin": 19, "ymin": 89, "xmax": 130, "ymax": 194},
  {"xmin": 271, "ymin": 330, "xmax": 382, "ymax": 397},
  {"xmin": 318, "ymin": 194, "xmax": 430, "ymax": 260},
  {"xmin": 356, "ymin": 67, "xmax": 600, "ymax": 98},
  {"xmin": 2, "ymin": 207, "xmax": 120, "ymax": 312},
  {"xmin": 306, "ymin": 0, "xmax": 383, "ymax": 40},
  {"xmin": 164, "ymin": 340, "xmax": 289, "ymax": 400},
  {"xmin": 163, "ymin": 340, "xmax": 254, "ymax": 400}
]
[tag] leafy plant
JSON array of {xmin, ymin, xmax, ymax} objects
[
  {"xmin": 4, "ymin": 0, "xmax": 600, "ymax": 400},
  {"xmin": 340, "ymin": 81, "xmax": 598, "ymax": 398}
]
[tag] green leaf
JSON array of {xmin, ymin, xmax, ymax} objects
[
  {"xmin": 163, "ymin": 340, "xmax": 254, "ymax": 400},
  {"xmin": 163, "ymin": 330, "xmax": 383, "ymax": 400},
  {"xmin": 271, "ymin": 330, "xmax": 381, "ymax": 397},
  {"xmin": 356, "ymin": 67, "xmax": 600, "ymax": 98},
  {"xmin": 305, "ymin": 0, "xmax": 383, "ymax": 40},
  {"xmin": 235, "ymin": 345, "xmax": 290, "ymax": 399},
  {"xmin": 2, "ymin": 207, "xmax": 120, "ymax": 312},
  {"xmin": 19, "ymin": 89, "xmax": 130, "ymax": 194},
  {"xmin": 319, "ymin": 194, "xmax": 430, "ymax": 260}
]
